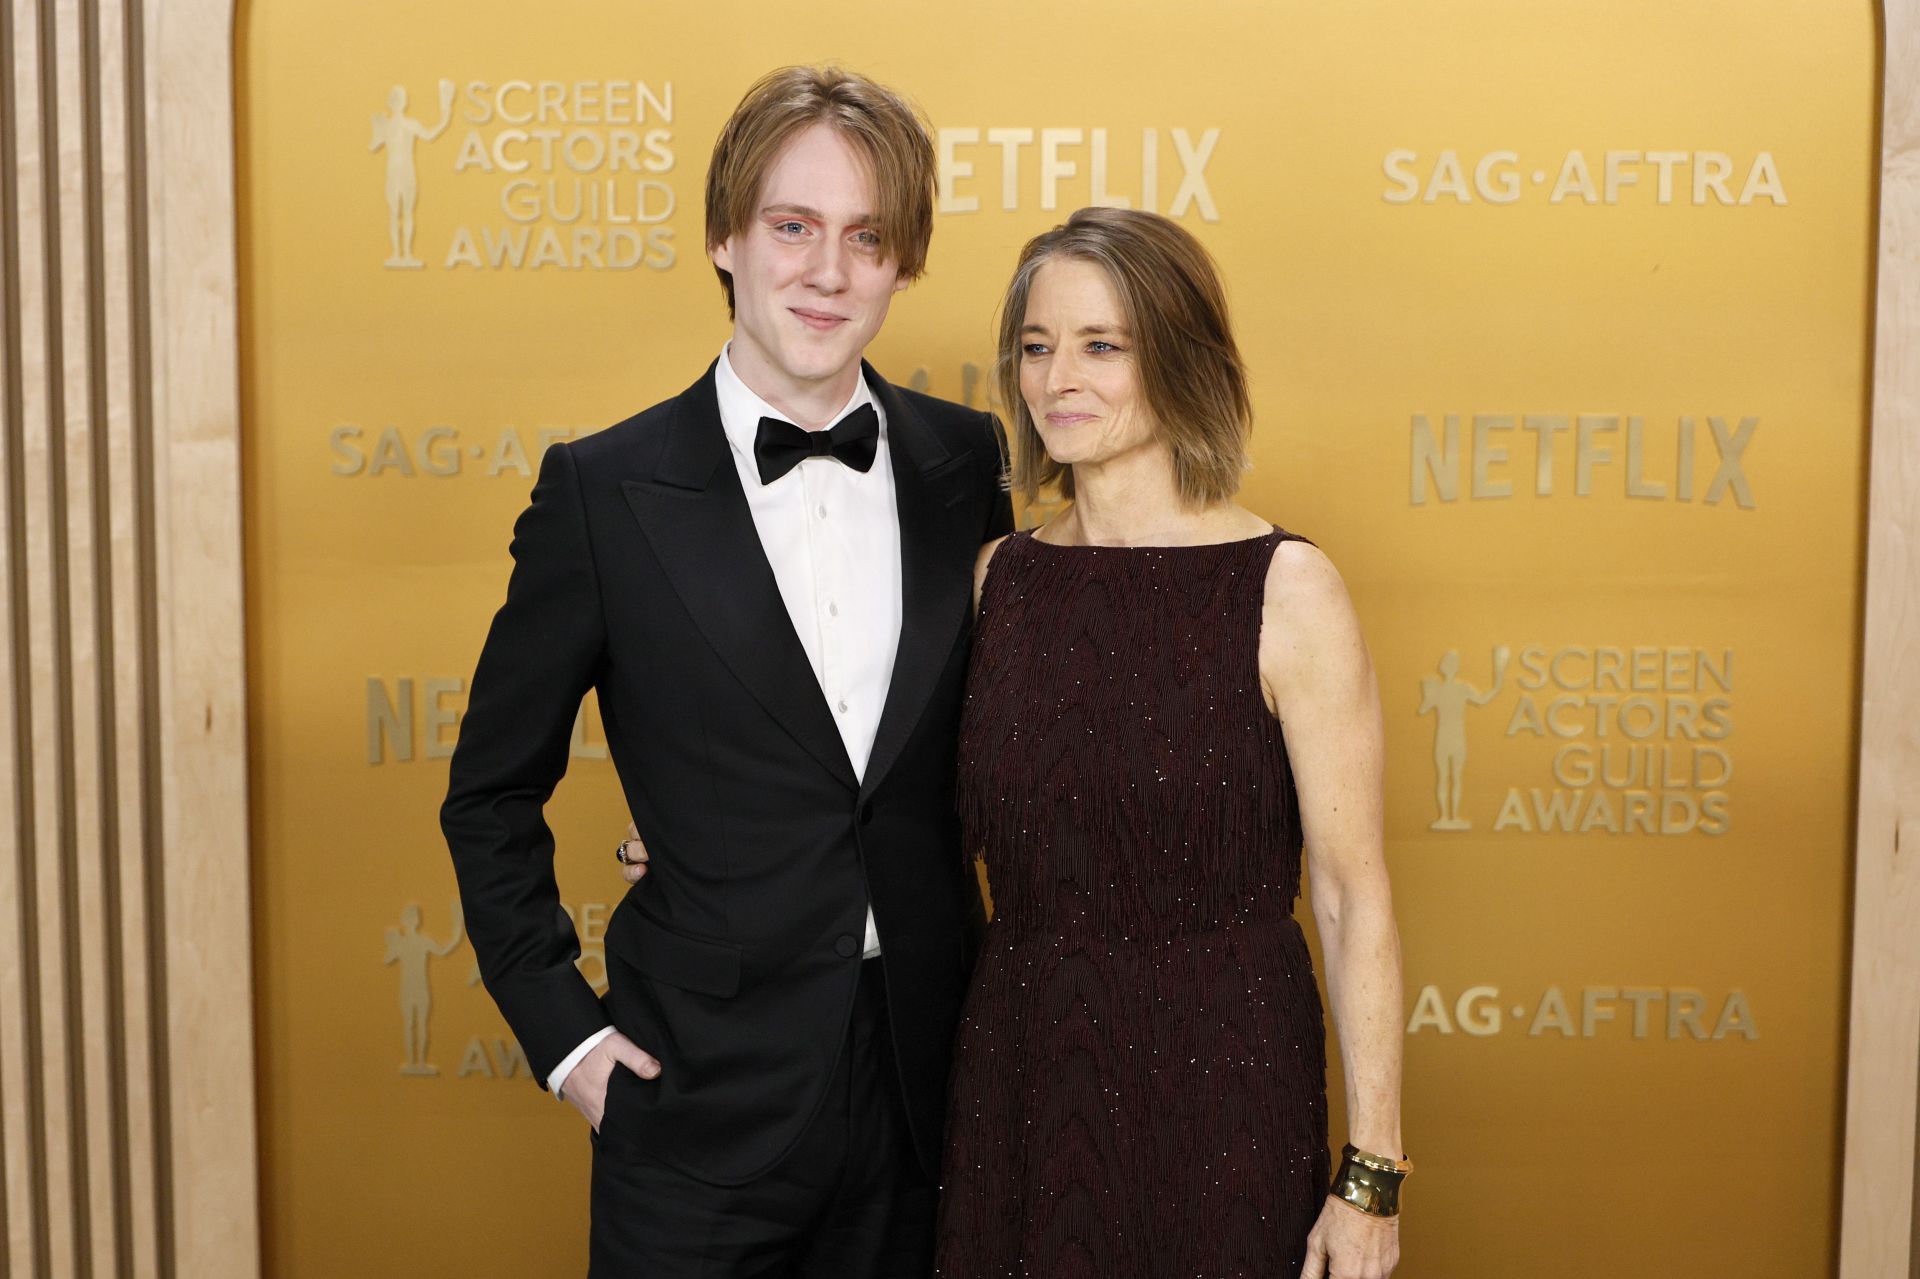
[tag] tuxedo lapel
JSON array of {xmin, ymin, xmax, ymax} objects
[
  {"xmin": 621, "ymin": 367, "xmax": 858, "ymax": 790},
  {"xmin": 862, "ymin": 367, "xmax": 976, "ymax": 800}
]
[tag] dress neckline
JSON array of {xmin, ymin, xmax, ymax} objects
[{"xmin": 1019, "ymin": 525, "xmax": 1279, "ymax": 552}]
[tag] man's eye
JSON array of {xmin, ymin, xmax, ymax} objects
[
  {"xmin": 775, "ymin": 221, "xmax": 806, "ymax": 234},
  {"xmin": 853, "ymin": 230, "xmax": 882, "ymax": 246}
]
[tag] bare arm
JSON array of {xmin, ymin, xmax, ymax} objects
[
  {"xmin": 1260, "ymin": 540, "xmax": 1403, "ymax": 1277},
  {"xmin": 1261, "ymin": 540, "xmax": 1403, "ymax": 1153}
]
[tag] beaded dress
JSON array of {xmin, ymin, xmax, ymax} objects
[{"xmin": 934, "ymin": 527, "xmax": 1329, "ymax": 1278}]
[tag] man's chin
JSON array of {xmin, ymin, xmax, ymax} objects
[{"xmin": 777, "ymin": 343, "xmax": 863, "ymax": 386}]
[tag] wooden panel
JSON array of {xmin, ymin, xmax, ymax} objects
[
  {"xmin": 145, "ymin": 0, "xmax": 257, "ymax": 1272},
  {"xmin": 0, "ymin": 0, "xmax": 222, "ymax": 1272},
  {"xmin": 1840, "ymin": 2, "xmax": 1920, "ymax": 1277}
]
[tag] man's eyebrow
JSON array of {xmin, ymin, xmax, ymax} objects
[{"xmin": 760, "ymin": 203, "xmax": 880, "ymax": 225}]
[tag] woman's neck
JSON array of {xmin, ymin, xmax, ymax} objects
[{"xmin": 1053, "ymin": 450, "xmax": 1257, "ymax": 547}]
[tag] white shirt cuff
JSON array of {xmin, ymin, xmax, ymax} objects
[{"xmin": 548, "ymin": 1026, "xmax": 616, "ymax": 1100}]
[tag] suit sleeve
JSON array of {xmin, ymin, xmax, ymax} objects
[
  {"xmin": 441, "ymin": 441, "xmax": 610, "ymax": 1088},
  {"xmin": 980, "ymin": 411, "xmax": 1015, "ymax": 541}
]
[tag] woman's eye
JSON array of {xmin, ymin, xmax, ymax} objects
[
  {"xmin": 1089, "ymin": 341, "xmax": 1118, "ymax": 354},
  {"xmin": 1021, "ymin": 343, "xmax": 1050, "ymax": 357}
]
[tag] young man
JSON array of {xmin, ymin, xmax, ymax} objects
[{"xmin": 440, "ymin": 66, "xmax": 1011, "ymax": 1276}]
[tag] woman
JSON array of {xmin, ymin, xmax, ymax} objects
[
  {"xmin": 621, "ymin": 207, "xmax": 1406, "ymax": 1278},
  {"xmin": 933, "ymin": 207, "xmax": 1404, "ymax": 1279}
]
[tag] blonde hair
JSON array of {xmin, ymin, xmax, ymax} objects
[
  {"xmin": 996, "ymin": 208, "xmax": 1252, "ymax": 506},
  {"xmin": 705, "ymin": 66, "xmax": 936, "ymax": 315}
]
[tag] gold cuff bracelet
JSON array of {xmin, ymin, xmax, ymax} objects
[{"xmin": 1329, "ymin": 1142, "xmax": 1412, "ymax": 1218}]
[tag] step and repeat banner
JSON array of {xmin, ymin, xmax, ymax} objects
[{"xmin": 241, "ymin": 2, "xmax": 1876, "ymax": 1274}]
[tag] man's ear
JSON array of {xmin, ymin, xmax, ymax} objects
[
  {"xmin": 892, "ymin": 273, "xmax": 910, "ymax": 294},
  {"xmin": 711, "ymin": 238, "xmax": 734, "ymax": 273}
]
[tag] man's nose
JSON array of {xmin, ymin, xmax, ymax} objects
[{"xmin": 803, "ymin": 235, "xmax": 850, "ymax": 292}]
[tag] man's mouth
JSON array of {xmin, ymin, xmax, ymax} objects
[{"xmin": 790, "ymin": 308, "xmax": 848, "ymax": 331}]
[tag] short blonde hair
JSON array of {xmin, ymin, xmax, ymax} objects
[
  {"xmin": 996, "ymin": 208, "xmax": 1252, "ymax": 506},
  {"xmin": 706, "ymin": 66, "xmax": 936, "ymax": 315}
]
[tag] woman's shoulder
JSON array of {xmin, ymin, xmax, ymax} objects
[
  {"xmin": 975, "ymin": 530, "xmax": 1017, "ymax": 576},
  {"xmin": 972, "ymin": 530, "xmax": 1026, "ymax": 609},
  {"xmin": 1260, "ymin": 528, "xmax": 1348, "ymax": 617}
]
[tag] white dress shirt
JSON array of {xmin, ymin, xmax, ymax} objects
[{"xmin": 550, "ymin": 345, "xmax": 905, "ymax": 1099}]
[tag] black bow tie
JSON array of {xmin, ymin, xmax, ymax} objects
[{"xmin": 753, "ymin": 403, "xmax": 880, "ymax": 485}]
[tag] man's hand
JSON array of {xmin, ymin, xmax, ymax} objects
[
  {"xmin": 564, "ymin": 1030, "xmax": 661, "ymax": 1131},
  {"xmin": 618, "ymin": 820, "xmax": 650, "ymax": 885}
]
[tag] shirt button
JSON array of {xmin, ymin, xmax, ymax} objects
[
  {"xmin": 834, "ymin": 935, "xmax": 859, "ymax": 958},
  {"xmin": 828, "ymin": 602, "xmax": 839, "ymax": 617},
  {"xmin": 836, "ymin": 699, "xmax": 849, "ymax": 714},
  {"xmin": 816, "ymin": 504, "xmax": 827, "ymax": 519}
]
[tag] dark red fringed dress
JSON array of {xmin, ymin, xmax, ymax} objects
[{"xmin": 934, "ymin": 527, "xmax": 1330, "ymax": 1279}]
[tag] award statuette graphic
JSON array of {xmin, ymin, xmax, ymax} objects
[
  {"xmin": 384, "ymin": 902, "xmax": 464, "ymax": 1076},
  {"xmin": 1419, "ymin": 646, "xmax": 1510, "ymax": 831},
  {"xmin": 369, "ymin": 80, "xmax": 455, "ymax": 268}
]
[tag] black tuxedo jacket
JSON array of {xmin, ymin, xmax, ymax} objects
[{"xmin": 441, "ymin": 362, "xmax": 1012, "ymax": 1185}]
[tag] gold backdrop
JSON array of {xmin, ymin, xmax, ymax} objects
[{"xmin": 240, "ymin": 1, "xmax": 1877, "ymax": 1273}]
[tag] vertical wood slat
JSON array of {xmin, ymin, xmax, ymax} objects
[
  {"xmin": 0, "ymin": 0, "xmax": 36, "ymax": 1267},
  {"xmin": 1840, "ymin": 2, "xmax": 1920, "ymax": 1275},
  {"xmin": 0, "ymin": 1, "xmax": 40, "ymax": 1273},
  {"xmin": 147, "ymin": 0, "xmax": 256, "ymax": 1268},
  {"xmin": 120, "ymin": 0, "xmax": 175, "ymax": 1270},
  {"xmin": 74, "ymin": 0, "xmax": 137, "ymax": 1269},
  {"xmin": 53, "ymin": 0, "xmax": 118, "ymax": 1271},
  {"xmin": 93, "ymin": 0, "xmax": 158, "ymax": 1270},
  {"xmin": 0, "ymin": 494, "xmax": 33, "ymax": 1279},
  {"xmin": 0, "ymin": 295, "xmax": 34, "ymax": 1279}
]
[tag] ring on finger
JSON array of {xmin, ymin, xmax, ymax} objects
[{"xmin": 614, "ymin": 841, "xmax": 631, "ymax": 865}]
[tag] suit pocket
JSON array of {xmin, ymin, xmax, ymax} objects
[
  {"xmin": 597, "ymin": 1060, "xmax": 636, "ymax": 1142},
  {"xmin": 925, "ymin": 452, "xmax": 975, "ymax": 507},
  {"xmin": 605, "ymin": 904, "xmax": 743, "ymax": 998}
]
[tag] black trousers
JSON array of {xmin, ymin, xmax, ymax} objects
[{"xmin": 589, "ymin": 960, "xmax": 936, "ymax": 1278}]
